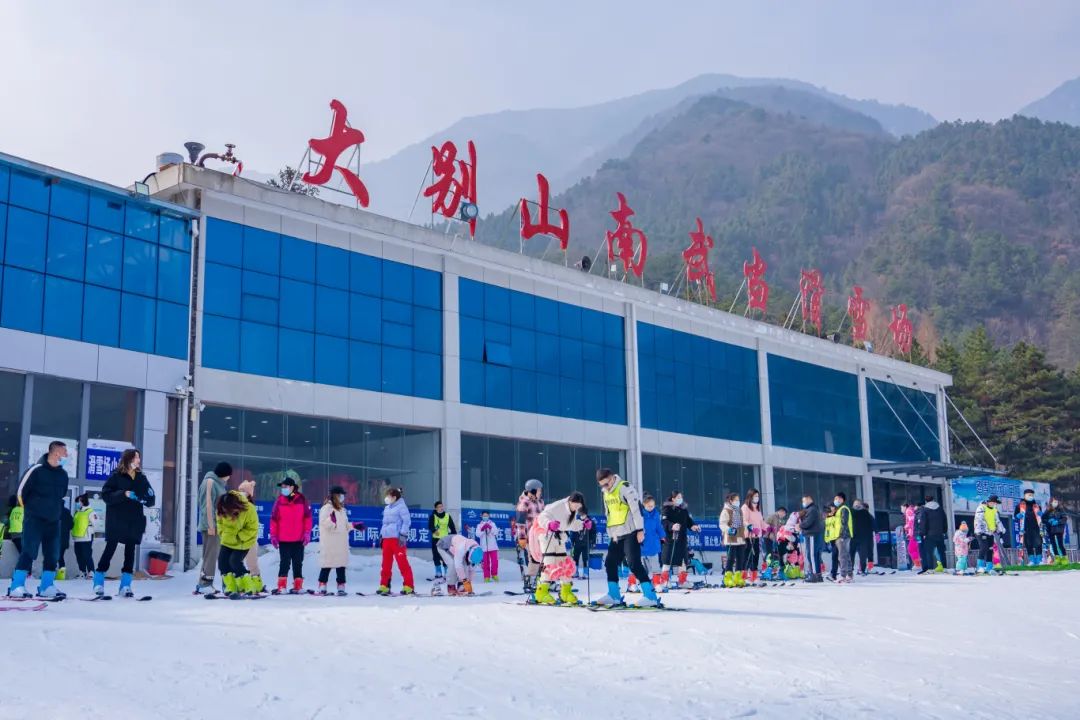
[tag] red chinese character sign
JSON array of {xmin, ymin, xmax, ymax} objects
[
  {"xmin": 846, "ymin": 286, "xmax": 870, "ymax": 344},
  {"xmin": 743, "ymin": 247, "xmax": 769, "ymax": 313},
  {"xmin": 889, "ymin": 303, "xmax": 914, "ymax": 355},
  {"xmin": 798, "ymin": 268, "xmax": 825, "ymax": 333},
  {"xmin": 683, "ymin": 217, "xmax": 716, "ymax": 301},
  {"xmin": 303, "ymin": 99, "xmax": 369, "ymax": 207},
  {"xmin": 520, "ymin": 173, "xmax": 570, "ymax": 251},
  {"xmin": 424, "ymin": 140, "xmax": 477, "ymax": 237},
  {"xmin": 605, "ymin": 192, "xmax": 648, "ymax": 278}
]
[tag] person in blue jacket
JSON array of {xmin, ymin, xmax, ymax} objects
[
  {"xmin": 629, "ymin": 494, "xmax": 666, "ymax": 592},
  {"xmin": 8, "ymin": 441, "xmax": 70, "ymax": 599}
]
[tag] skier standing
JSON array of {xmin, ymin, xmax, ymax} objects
[
  {"xmin": 660, "ymin": 491, "xmax": 700, "ymax": 589},
  {"xmin": 831, "ymin": 493, "xmax": 854, "ymax": 583},
  {"xmin": 270, "ymin": 477, "xmax": 312, "ymax": 594},
  {"xmin": 904, "ymin": 503, "xmax": 922, "ymax": 571},
  {"xmin": 799, "ymin": 494, "xmax": 825, "ymax": 583},
  {"xmin": 428, "ymin": 501, "xmax": 457, "ymax": 579},
  {"xmin": 595, "ymin": 469, "xmax": 659, "ymax": 607},
  {"xmin": 742, "ymin": 489, "xmax": 766, "ymax": 583},
  {"xmin": 215, "ymin": 490, "xmax": 260, "ymax": 598},
  {"xmin": 719, "ymin": 493, "xmax": 747, "ymax": 587},
  {"xmin": 974, "ymin": 495, "xmax": 1004, "ymax": 575},
  {"xmin": 512, "ymin": 479, "xmax": 545, "ymax": 592},
  {"xmin": 917, "ymin": 495, "xmax": 948, "ymax": 573},
  {"xmin": 71, "ymin": 493, "xmax": 97, "ymax": 578},
  {"xmin": 952, "ymin": 522, "xmax": 972, "ymax": 574},
  {"xmin": 7, "ymin": 441, "xmax": 69, "ymax": 599},
  {"xmin": 1043, "ymin": 498, "xmax": 1068, "ymax": 563},
  {"xmin": 194, "ymin": 462, "xmax": 231, "ymax": 594},
  {"xmin": 4, "ymin": 495, "xmax": 23, "ymax": 554},
  {"xmin": 850, "ymin": 499, "xmax": 875, "ymax": 575},
  {"xmin": 475, "ymin": 511, "xmax": 500, "ymax": 582},
  {"xmin": 895, "ymin": 509, "xmax": 910, "ymax": 571},
  {"xmin": 569, "ymin": 515, "xmax": 596, "ymax": 579},
  {"xmin": 93, "ymin": 448, "xmax": 155, "ymax": 598},
  {"xmin": 763, "ymin": 506, "xmax": 788, "ymax": 562},
  {"xmin": 318, "ymin": 486, "xmax": 360, "ymax": 596},
  {"xmin": 631, "ymin": 494, "xmax": 664, "ymax": 592},
  {"xmin": 824, "ymin": 505, "xmax": 839, "ymax": 581},
  {"xmin": 529, "ymin": 492, "xmax": 587, "ymax": 605},
  {"xmin": 437, "ymin": 533, "xmax": 483, "ymax": 596},
  {"xmin": 1015, "ymin": 490, "xmax": 1043, "ymax": 565},
  {"xmin": 377, "ymin": 487, "xmax": 415, "ymax": 595}
]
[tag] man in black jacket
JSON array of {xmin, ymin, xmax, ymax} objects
[
  {"xmin": 7, "ymin": 441, "xmax": 70, "ymax": 599},
  {"xmin": 850, "ymin": 499, "xmax": 876, "ymax": 575},
  {"xmin": 799, "ymin": 495, "xmax": 825, "ymax": 582},
  {"xmin": 917, "ymin": 495, "xmax": 948, "ymax": 573}
]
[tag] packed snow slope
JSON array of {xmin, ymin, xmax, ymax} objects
[{"xmin": 3, "ymin": 554, "xmax": 1079, "ymax": 720}]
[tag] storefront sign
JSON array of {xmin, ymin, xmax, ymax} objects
[
  {"xmin": 950, "ymin": 476, "xmax": 1050, "ymax": 515},
  {"xmin": 28, "ymin": 435, "xmax": 78, "ymax": 480},
  {"xmin": 85, "ymin": 438, "xmax": 130, "ymax": 482}
]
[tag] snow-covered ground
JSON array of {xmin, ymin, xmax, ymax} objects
[{"xmin": 4, "ymin": 552, "xmax": 1080, "ymax": 720}]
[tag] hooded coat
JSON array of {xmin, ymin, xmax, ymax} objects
[
  {"xmin": 319, "ymin": 502, "xmax": 354, "ymax": 568},
  {"xmin": 380, "ymin": 498, "xmax": 411, "ymax": 541},
  {"xmin": 270, "ymin": 491, "xmax": 312, "ymax": 544},
  {"xmin": 917, "ymin": 501, "xmax": 947, "ymax": 538},
  {"xmin": 101, "ymin": 468, "xmax": 156, "ymax": 544},
  {"xmin": 641, "ymin": 505, "xmax": 666, "ymax": 556},
  {"xmin": 16, "ymin": 454, "xmax": 69, "ymax": 522}
]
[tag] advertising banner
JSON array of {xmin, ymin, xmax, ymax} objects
[
  {"xmin": 85, "ymin": 439, "xmax": 130, "ymax": 482},
  {"xmin": 950, "ymin": 476, "xmax": 1050, "ymax": 515},
  {"xmin": 28, "ymin": 435, "xmax": 78, "ymax": 479}
]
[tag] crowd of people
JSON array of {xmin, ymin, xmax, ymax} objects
[{"xmin": 2, "ymin": 440, "xmax": 1073, "ymax": 604}]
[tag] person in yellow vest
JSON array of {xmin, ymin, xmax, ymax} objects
[
  {"xmin": 5, "ymin": 495, "xmax": 23, "ymax": 554},
  {"xmin": 824, "ymin": 505, "xmax": 840, "ymax": 580},
  {"xmin": 595, "ymin": 469, "xmax": 660, "ymax": 607},
  {"xmin": 831, "ymin": 493, "xmax": 854, "ymax": 583},
  {"xmin": 71, "ymin": 493, "xmax": 98, "ymax": 579},
  {"xmin": 428, "ymin": 501, "xmax": 457, "ymax": 579},
  {"xmin": 974, "ymin": 495, "xmax": 1004, "ymax": 575}
]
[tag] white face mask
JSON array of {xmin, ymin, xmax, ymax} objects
[
  {"xmin": 1052, "ymin": 501, "xmax": 1059, "ymax": 508},
  {"xmin": 336, "ymin": 494, "xmax": 346, "ymax": 504},
  {"xmin": 384, "ymin": 496, "xmax": 393, "ymax": 505},
  {"xmin": 674, "ymin": 496, "xmax": 684, "ymax": 506}
]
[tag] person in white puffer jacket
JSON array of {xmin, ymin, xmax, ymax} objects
[
  {"xmin": 529, "ymin": 492, "xmax": 588, "ymax": 606},
  {"xmin": 475, "ymin": 511, "xmax": 501, "ymax": 582},
  {"xmin": 437, "ymin": 533, "xmax": 483, "ymax": 595}
]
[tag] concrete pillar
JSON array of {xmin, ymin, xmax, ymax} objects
[
  {"xmin": 624, "ymin": 303, "xmax": 643, "ymax": 494},
  {"xmin": 756, "ymin": 345, "xmax": 776, "ymax": 514},
  {"xmin": 441, "ymin": 260, "xmax": 462, "ymax": 520},
  {"xmin": 857, "ymin": 371, "xmax": 877, "ymax": 563}
]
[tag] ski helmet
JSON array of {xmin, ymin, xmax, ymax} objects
[
  {"xmin": 468, "ymin": 546, "xmax": 484, "ymax": 565},
  {"xmin": 524, "ymin": 478, "xmax": 543, "ymax": 494}
]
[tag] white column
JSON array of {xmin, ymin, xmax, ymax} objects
[
  {"xmin": 624, "ymin": 303, "xmax": 643, "ymax": 493},
  {"xmin": 756, "ymin": 344, "xmax": 775, "ymax": 514},
  {"xmin": 441, "ymin": 261, "xmax": 462, "ymax": 519},
  {"xmin": 856, "ymin": 370, "xmax": 877, "ymax": 564}
]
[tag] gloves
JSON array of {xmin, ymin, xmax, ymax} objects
[
  {"xmin": 330, "ymin": 511, "xmax": 338, "ymax": 524},
  {"xmin": 673, "ymin": 523, "xmax": 681, "ymax": 531},
  {"xmin": 728, "ymin": 527, "xmax": 737, "ymax": 536},
  {"xmin": 582, "ymin": 519, "xmax": 594, "ymax": 530},
  {"xmin": 352, "ymin": 521, "xmax": 365, "ymax": 531},
  {"xmin": 517, "ymin": 538, "xmax": 528, "ymax": 549},
  {"xmin": 125, "ymin": 491, "xmax": 138, "ymax": 500},
  {"xmin": 271, "ymin": 539, "xmax": 279, "ymax": 549},
  {"xmin": 547, "ymin": 520, "xmax": 561, "ymax": 532},
  {"xmin": 399, "ymin": 534, "xmax": 408, "ymax": 544},
  {"xmin": 462, "ymin": 580, "xmax": 473, "ymax": 595},
  {"xmin": 302, "ymin": 536, "xmax": 310, "ymax": 547}
]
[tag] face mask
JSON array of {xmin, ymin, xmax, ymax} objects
[
  {"xmin": 802, "ymin": 501, "xmax": 810, "ymax": 509},
  {"xmin": 1052, "ymin": 501, "xmax": 1059, "ymax": 508},
  {"xmin": 384, "ymin": 496, "xmax": 393, "ymax": 505},
  {"xmin": 336, "ymin": 494, "xmax": 346, "ymax": 503},
  {"xmin": 853, "ymin": 504, "xmax": 862, "ymax": 510},
  {"xmin": 1024, "ymin": 496, "xmax": 1034, "ymax": 502},
  {"xmin": 833, "ymin": 499, "xmax": 842, "ymax": 507},
  {"xmin": 674, "ymin": 497, "xmax": 683, "ymax": 505},
  {"xmin": 482, "ymin": 515, "xmax": 490, "ymax": 521},
  {"xmin": 280, "ymin": 487, "xmax": 292, "ymax": 497},
  {"xmin": 751, "ymin": 497, "xmax": 759, "ymax": 505}
]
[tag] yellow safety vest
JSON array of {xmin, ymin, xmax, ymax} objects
[
  {"xmin": 432, "ymin": 513, "xmax": 451, "ymax": 539},
  {"xmin": 825, "ymin": 515, "xmax": 841, "ymax": 543},
  {"xmin": 984, "ymin": 505, "xmax": 998, "ymax": 533},
  {"xmin": 73, "ymin": 507, "xmax": 93, "ymax": 538},
  {"xmin": 604, "ymin": 480, "xmax": 630, "ymax": 527}
]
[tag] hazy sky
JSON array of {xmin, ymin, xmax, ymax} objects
[{"xmin": 2, "ymin": 1, "xmax": 1078, "ymax": 187}]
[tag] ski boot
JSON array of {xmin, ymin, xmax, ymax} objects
[
  {"xmin": 462, "ymin": 581, "xmax": 474, "ymax": 596},
  {"xmin": 118, "ymin": 572, "xmax": 134, "ymax": 598},
  {"xmin": 447, "ymin": 583, "xmax": 461, "ymax": 597},
  {"xmin": 376, "ymin": 585, "xmax": 391, "ymax": 596},
  {"xmin": 36, "ymin": 571, "xmax": 66, "ymax": 600},
  {"xmin": 431, "ymin": 578, "xmax": 446, "ymax": 596},
  {"xmin": 558, "ymin": 581, "xmax": 579, "ymax": 606},
  {"xmin": 7, "ymin": 569, "xmax": 31, "ymax": 599},
  {"xmin": 532, "ymin": 581, "xmax": 556, "ymax": 605},
  {"xmin": 677, "ymin": 570, "xmax": 689, "ymax": 587},
  {"xmin": 723, "ymin": 570, "xmax": 735, "ymax": 588},
  {"xmin": 659, "ymin": 570, "xmax": 671, "ymax": 592},
  {"xmin": 272, "ymin": 577, "xmax": 288, "ymax": 595},
  {"xmin": 651, "ymin": 573, "xmax": 664, "ymax": 592},
  {"xmin": 336, "ymin": 583, "xmax": 347, "ymax": 597},
  {"xmin": 734, "ymin": 571, "xmax": 747, "ymax": 588},
  {"xmin": 249, "ymin": 575, "xmax": 265, "ymax": 595},
  {"xmin": 594, "ymin": 581, "xmax": 624, "ymax": 606},
  {"xmin": 401, "ymin": 586, "xmax": 415, "ymax": 595},
  {"xmin": 935, "ymin": 562, "xmax": 944, "ymax": 573},
  {"xmin": 93, "ymin": 570, "xmax": 106, "ymax": 596},
  {"xmin": 55, "ymin": 568, "xmax": 66, "ymax": 582},
  {"xmin": 194, "ymin": 576, "xmax": 215, "ymax": 595},
  {"xmin": 492, "ymin": 575, "xmax": 499, "ymax": 582},
  {"xmin": 316, "ymin": 583, "xmax": 329, "ymax": 596},
  {"xmin": 635, "ymin": 581, "xmax": 660, "ymax": 608},
  {"xmin": 626, "ymin": 574, "xmax": 639, "ymax": 593},
  {"xmin": 289, "ymin": 578, "xmax": 305, "ymax": 594},
  {"xmin": 223, "ymin": 573, "xmax": 241, "ymax": 599}
]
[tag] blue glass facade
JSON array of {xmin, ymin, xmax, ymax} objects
[
  {"xmin": 637, "ymin": 323, "xmax": 760, "ymax": 442},
  {"xmin": 201, "ymin": 218, "xmax": 442, "ymax": 399},
  {"xmin": 867, "ymin": 379, "xmax": 940, "ymax": 462},
  {"xmin": 458, "ymin": 278, "xmax": 626, "ymax": 424},
  {"xmin": 0, "ymin": 159, "xmax": 192, "ymax": 358},
  {"xmin": 768, "ymin": 354, "xmax": 862, "ymax": 456}
]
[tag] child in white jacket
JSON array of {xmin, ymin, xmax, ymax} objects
[
  {"xmin": 475, "ymin": 511, "xmax": 500, "ymax": 582},
  {"xmin": 318, "ymin": 486, "xmax": 363, "ymax": 596},
  {"xmin": 952, "ymin": 522, "xmax": 972, "ymax": 575}
]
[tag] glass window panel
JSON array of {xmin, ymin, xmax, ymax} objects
[
  {"xmin": 0, "ymin": 203, "xmax": 6, "ymax": 261},
  {"xmin": 517, "ymin": 441, "xmax": 546, "ymax": 490},
  {"xmin": 348, "ymin": 294, "xmax": 380, "ymax": 342},
  {"xmin": 316, "ymin": 286, "xmax": 348, "ymax": 337},
  {"xmin": 159, "ymin": 215, "xmax": 191, "ymax": 251},
  {"xmin": 349, "ymin": 252, "xmax": 381, "ymax": 297},
  {"xmin": 201, "ymin": 315, "xmax": 240, "ymax": 371},
  {"xmin": 349, "ymin": 340, "xmax": 381, "ymax": 391},
  {"xmin": 366, "ymin": 424, "xmax": 404, "ymax": 495},
  {"xmin": 243, "ymin": 410, "xmax": 284, "ymax": 459},
  {"xmin": 461, "ymin": 433, "xmax": 486, "ymax": 503},
  {"xmin": 413, "ymin": 267, "xmax": 441, "ymax": 309},
  {"xmin": 484, "ymin": 285, "xmax": 509, "ymax": 324},
  {"xmin": 287, "ymin": 462, "xmax": 328, "ymax": 504},
  {"xmin": 1, "ymin": 267, "xmax": 44, "ymax": 333},
  {"xmin": 119, "ymin": 293, "xmax": 155, "ymax": 353},
  {"xmin": 157, "ymin": 247, "xmax": 191, "ymax": 304},
  {"xmin": 278, "ymin": 328, "xmax": 314, "ymax": 382},
  {"xmin": 488, "ymin": 436, "xmax": 515, "ymax": 506},
  {"xmin": 382, "ymin": 346, "xmax": 412, "ymax": 396},
  {"xmin": 239, "ymin": 321, "xmax": 277, "ymax": 376},
  {"xmin": 85, "ymin": 229, "xmax": 123, "ymax": 288},
  {"xmin": 316, "ymin": 244, "xmax": 349, "ymax": 289},
  {"xmin": 281, "ymin": 235, "xmax": 316, "ymax": 283},
  {"xmin": 31, "ymin": 376, "xmax": 82, "ymax": 439},
  {"xmin": 124, "ymin": 205, "xmax": 158, "ymax": 242},
  {"xmin": 43, "ymin": 276, "xmax": 82, "ymax": 341},
  {"xmin": 242, "ymin": 226, "xmax": 279, "ymax": 275},
  {"xmin": 314, "ymin": 335, "xmax": 348, "ymax": 387},
  {"xmin": 573, "ymin": 446, "xmax": 601, "ymax": 510},
  {"xmin": 400, "ymin": 429, "xmax": 438, "ymax": 507},
  {"xmin": 328, "ymin": 419, "xmax": 365, "ymax": 467},
  {"xmin": 286, "ymin": 415, "xmax": 326, "ymax": 462},
  {"xmin": 155, "ymin": 300, "xmax": 188, "ymax": 359},
  {"xmin": 9, "ymin": 170, "xmax": 49, "ymax": 212},
  {"xmin": 0, "ymin": 164, "xmax": 8, "ymax": 203},
  {"xmin": 237, "ymin": 456, "xmax": 284, "ymax": 498},
  {"xmin": 206, "ymin": 218, "xmax": 243, "ymax": 267},
  {"xmin": 381, "ymin": 260, "xmax": 413, "ymax": 303},
  {"xmin": 46, "ymin": 217, "xmax": 86, "ymax": 280},
  {"xmin": 89, "ymin": 385, "xmax": 139, "ymax": 442},
  {"xmin": 546, "ymin": 443, "xmax": 573, "ymax": 502},
  {"xmin": 0, "ymin": 371, "xmax": 25, "ymax": 494},
  {"xmin": 458, "ymin": 278, "xmax": 483, "ymax": 318},
  {"xmin": 280, "ymin": 279, "xmax": 315, "ymax": 331},
  {"xmin": 83, "ymin": 285, "xmax": 120, "ymax": 347},
  {"xmin": 88, "ymin": 193, "xmax": 124, "ymax": 233},
  {"xmin": 122, "ymin": 237, "xmax": 158, "ymax": 297},
  {"xmin": 5, "ymin": 206, "xmax": 47, "ymax": 271},
  {"xmin": 413, "ymin": 351, "xmax": 441, "ymax": 400}
]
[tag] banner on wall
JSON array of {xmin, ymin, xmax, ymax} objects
[
  {"xmin": 85, "ymin": 439, "xmax": 130, "ymax": 482},
  {"xmin": 950, "ymin": 476, "xmax": 1050, "ymax": 515},
  {"xmin": 28, "ymin": 435, "xmax": 78, "ymax": 480},
  {"xmin": 142, "ymin": 470, "xmax": 163, "ymax": 545},
  {"xmin": 207, "ymin": 503, "xmax": 436, "ymax": 548}
]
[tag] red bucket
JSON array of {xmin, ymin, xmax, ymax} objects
[{"xmin": 147, "ymin": 550, "xmax": 172, "ymax": 576}]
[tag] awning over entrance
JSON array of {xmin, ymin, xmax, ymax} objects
[{"xmin": 868, "ymin": 461, "xmax": 1005, "ymax": 481}]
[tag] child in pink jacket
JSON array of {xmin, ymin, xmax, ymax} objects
[
  {"xmin": 953, "ymin": 522, "xmax": 972, "ymax": 575},
  {"xmin": 475, "ymin": 510, "xmax": 500, "ymax": 582},
  {"xmin": 903, "ymin": 504, "xmax": 921, "ymax": 570}
]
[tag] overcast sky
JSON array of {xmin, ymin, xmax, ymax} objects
[{"xmin": 2, "ymin": 1, "xmax": 1078, "ymax": 187}]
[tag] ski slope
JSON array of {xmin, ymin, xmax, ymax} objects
[{"xmin": 3, "ymin": 553, "xmax": 1079, "ymax": 720}]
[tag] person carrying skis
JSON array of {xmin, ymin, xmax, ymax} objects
[
  {"xmin": 93, "ymin": 448, "xmax": 155, "ymax": 598},
  {"xmin": 1043, "ymin": 497, "xmax": 1068, "ymax": 564},
  {"xmin": 660, "ymin": 491, "xmax": 700, "ymax": 589},
  {"xmin": 530, "ymin": 492, "xmax": 588, "ymax": 605},
  {"xmin": 7, "ymin": 441, "xmax": 69, "ymax": 599},
  {"xmin": 831, "ymin": 493, "xmax": 854, "ymax": 583},
  {"xmin": 904, "ymin": 503, "xmax": 922, "ymax": 571},
  {"xmin": 850, "ymin": 499, "xmax": 875, "ymax": 575},
  {"xmin": 195, "ymin": 462, "xmax": 231, "ymax": 595},
  {"xmin": 1015, "ymin": 490, "xmax": 1043, "ymax": 565},
  {"xmin": 319, "ymin": 486, "xmax": 362, "ymax": 596},
  {"xmin": 377, "ymin": 487, "xmax": 415, "ymax": 595},
  {"xmin": 215, "ymin": 489, "xmax": 260, "ymax": 599},
  {"xmin": 917, "ymin": 495, "xmax": 948, "ymax": 573},
  {"xmin": 632, "ymin": 494, "xmax": 665, "ymax": 592},
  {"xmin": 596, "ymin": 469, "xmax": 659, "ymax": 607},
  {"xmin": 428, "ymin": 501, "xmax": 457, "ymax": 579},
  {"xmin": 800, "ymin": 494, "xmax": 825, "ymax": 583},
  {"xmin": 778, "ymin": 510, "xmax": 803, "ymax": 578},
  {"xmin": 720, "ymin": 492, "xmax": 748, "ymax": 587},
  {"xmin": 437, "ymin": 533, "xmax": 484, "ymax": 596},
  {"xmin": 952, "ymin": 521, "xmax": 972, "ymax": 574},
  {"xmin": 742, "ymin": 489, "xmax": 766, "ymax": 584},
  {"xmin": 895, "ymin": 507, "xmax": 911, "ymax": 571},
  {"xmin": 974, "ymin": 495, "xmax": 1004, "ymax": 575},
  {"xmin": 270, "ymin": 477, "xmax": 312, "ymax": 594},
  {"xmin": 71, "ymin": 493, "xmax": 97, "ymax": 578},
  {"xmin": 512, "ymin": 479, "xmax": 545, "ymax": 593},
  {"xmin": 475, "ymin": 510, "xmax": 500, "ymax": 582}
]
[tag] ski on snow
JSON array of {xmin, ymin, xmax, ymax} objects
[{"xmin": 0, "ymin": 601, "xmax": 49, "ymax": 612}]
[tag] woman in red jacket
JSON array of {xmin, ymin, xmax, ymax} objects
[{"xmin": 270, "ymin": 477, "xmax": 313, "ymax": 594}]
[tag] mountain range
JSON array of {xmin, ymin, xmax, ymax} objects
[{"xmin": 1019, "ymin": 76, "xmax": 1080, "ymax": 126}]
